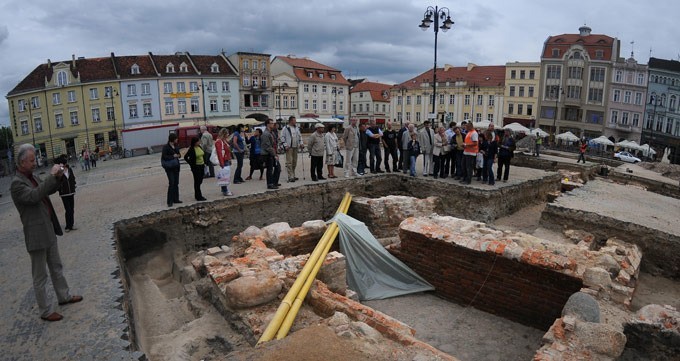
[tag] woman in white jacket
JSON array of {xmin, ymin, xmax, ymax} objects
[{"xmin": 324, "ymin": 125, "xmax": 339, "ymax": 178}]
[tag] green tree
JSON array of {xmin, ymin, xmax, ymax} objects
[{"xmin": 0, "ymin": 126, "xmax": 13, "ymax": 151}]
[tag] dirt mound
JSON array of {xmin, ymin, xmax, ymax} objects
[{"xmin": 638, "ymin": 162, "xmax": 680, "ymax": 181}]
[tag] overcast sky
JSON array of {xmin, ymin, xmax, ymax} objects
[{"xmin": 1, "ymin": 0, "xmax": 678, "ymax": 127}]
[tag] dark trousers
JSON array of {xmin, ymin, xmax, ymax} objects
[
  {"xmin": 401, "ymin": 150, "xmax": 410, "ymax": 173},
  {"xmin": 384, "ymin": 146, "xmax": 398, "ymax": 171},
  {"xmin": 441, "ymin": 153, "xmax": 450, "ymax": 177},
  {"xmin": 165, "ymin": 168, "xmax": 180, "ymax": 204},
  {"xmin": 310, "ymin": 155, "xmax": 324, "ymax": 180},
  {"xmin": 266, "ymin": 155, "xmax": 281, "ymax": 187},
  {"xmin": 578, "ymin": 152, "xmax": 586, "ymax": 163},
  {"xmin": 61, "ymin": 195, "xmax": 75, "ymax": 229},
  {"xmin": 367, "ymin": 143, "xmax": 382, "ymax": 172},
  {"xmin": 190, "ymin": 165, "xmax": 204, "ymax": 200},
  {"xmin": 234, "ymin": 152, "xmax": 244, "ymax": 182},
  {"xmin": 358, "ymin": 148, "xmax": 367, "ymax": 174},
  {"xmin": 497, "ymin": 157, "xmax": 511, "ymax": 180},
  {"xmin": 249, "ymin": 155, "xmax": 265, "ymax": 178},
  {"xmin": 464, "ymin": 154, "xmax": 476, "ymax": 183},
  {"xmin": 204, "ymin": 152, "xmax": 215, "ymax": 177},
  {"xmin": 455, "ymin": 151, "xmax": 464, "ymax": 178},
  {"xmin": 433, "ymin": 154, "xmax": 442, "ymax": 177}
]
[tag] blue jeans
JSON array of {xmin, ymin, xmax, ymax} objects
[
  {"xmin": 409, "ymin": 155, "xmax": 418, "ymax": 176},
  {"xmin": 484, "ymin": 158, "xmax": 495, "ymax": 184},
  {"xmin": 165, "ymin": 168, "xmax": 180, "ymax": 204}
]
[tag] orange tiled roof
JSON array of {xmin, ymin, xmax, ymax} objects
[
  {"xmin": 351, "ymin": 81, "xmax": 392, "ymax": 102},
  {"xmin": 394, "ymin": 65, "xmax": 506, "ymax": 90},
  {"xmin": 276, "ymin": 55, "xmax": 350, "ymax": 85},
  {"xmin": 542, "ymin": 33, "xmax": 615, "ymax": 60}
]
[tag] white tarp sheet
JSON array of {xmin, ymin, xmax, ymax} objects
[{"xmin": 332, "ymin": 213, "xmax": 434, "ymax": 301}]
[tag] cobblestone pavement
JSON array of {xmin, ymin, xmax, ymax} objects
[{"xmin": 0, "ymin": 150, "xmax": 672, "ymax": 360}]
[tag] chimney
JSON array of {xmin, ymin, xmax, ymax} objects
[
  {"xmin": 47, "ymin": 59, "xmax": 51, "ymax": 68},
  {"xmin": 579, "ymin": 25, "xmax": 592, "ymax": 36},
  {"xmin": 72, "ymin": 54, "xmax": 76, "ymax": 68}
]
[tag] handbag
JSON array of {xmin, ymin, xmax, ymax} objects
[
  {"xmin": 334, "ymin": 150, "xmax": 344, "ymax": 168},
  {"xmin": 216, "ymin": 165, "xmax": 231, "ymax": 186},
  {"xmin": 210, "ymin": 143, "xmax": 220, "ymax": 166},
  {"xmin": 475, "ymin": 153, "xmax": 484, "ymax": 169},
  {"xmin": 161, "ymin": 157, "xmax": 179, "ymax": 169}
]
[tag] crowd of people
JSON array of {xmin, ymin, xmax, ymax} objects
[{"xmin": 159, "ymin": 117, "xmax": 520, "ymax": 206}]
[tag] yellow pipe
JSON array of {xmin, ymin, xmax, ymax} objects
[
  {"xmin": 258, "ymin": 192, "xmax": 351, "ymax": 344},
  {"xmin": 276, "ymin": 223, "xmax": 340, "ymax": 339}
]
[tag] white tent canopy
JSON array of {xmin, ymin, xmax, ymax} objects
[
  {"xmin": 590, "ymin": 135, "xmax": 615, "ymax": 146},
  {"xmin": 616, "ymin": 140, "xmax": 643, "ymax": 150},
  {"xmin": 529, "ymin": 128, "xmax": 549, "ymax": 138},
  {"xmin": 640, "ymin": 144, "xmax": 657, "ymax": 156},
  {"xmin": 472, "ymin": 120, "xmax": 492, "ymax": 129},
  {"xmin": 314, "ymin": 117, "xmax": 344, "ymax": 124},
  {"xmin": 503, "ymin": 122, "xmax": 530, "ymax": 133},
  {"xmin": 556, "ymin": 131, "xmax": 579, "ymax": 142}
]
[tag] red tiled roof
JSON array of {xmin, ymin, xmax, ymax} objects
[
  {"xmin": 8, "ymin": 64, "xmax": 50, "ymax": 95},
  {"xmin": 115, "ymin": 55, "xmax": 157, "ymax": 78},
  {"xmin": 276, "ymin": 56, "xmax": 338, "ymax": 71},
  {"xmin": 542, "ymin": 33, "xmax": 615, "ymax": 60},
  {"xmin": 189, "ymin": 55, "xmax": 236, "ymax": 76},
  {"xmin": 277, "ymin": 55, "xmax": 350, "ymax": 85},
  {"xmin": 394, "ymin": 65, "xmax": 506, "ymax": 90},
  {"xmin": 151, "ymin": 53, "xmax": 199, "ymax": 76},
  {"xmin": 351, "ymin": 81, "xmax": 392, "ymax": 102}
]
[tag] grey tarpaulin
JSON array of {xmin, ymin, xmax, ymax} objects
[{"xmin": 331, "ymin": 213, "xmax": 434, "ymax": 301}]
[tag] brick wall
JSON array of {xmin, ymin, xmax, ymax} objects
[{"xmin": 392, "ymin": 230, "xmax": 583, "ymax": 331}]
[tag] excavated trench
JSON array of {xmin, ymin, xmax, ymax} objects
[{"xmin": 112, "ymin": 172, "xmax": 677, "ymax": 360}]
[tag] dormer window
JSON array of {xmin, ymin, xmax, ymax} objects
[
  {"xmin": 131, "ymin": 64, "xmax": 140, "ymax": 75},
  {"xmin": 166, "ymin": 63, "xmax": 175, "ymax": 73},
  {"xmin": 179, "ymin": 62, "xmax": 188, "ymax": 72},
  {"xmin": 319, "ymin": 73, "xmax": 324, "ymax": 79},
  {"xmin": 307, "ymin": 72, "xmax": 313, "ymax": 78},
  {"xmin": 552, "ymin": 49, "xmax": 560, "ymax": 58},
  {"xmin": 595, "ymin": 50, "xmax": 604, "ymax": 59},
  {"xmin": 57, "ymin": 71, "xmax": 68, "ymax": 86},
  {"xmin": 331, "ymin": 74, "xmax": 336, "ymax": 80},
  {"xmin": 211, "ymin": 63, "xmax": 219, "ymax": 73}
]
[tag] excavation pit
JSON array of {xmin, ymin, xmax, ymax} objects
[{"xmin": 113, "ymin": 171, "xmax": 680, "ymax": 360}]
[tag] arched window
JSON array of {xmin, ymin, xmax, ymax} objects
[
  {"xmin": 670, "ymin": 95, "xmax": 677, "ymax": 111},
  {"xmin": 572, "ymin": 51, "xmax": 581, "ymax": 59},
  {"xmin": 57, "ymin": 71, "xmax": 68, "ymax": 86},
  {"xmin": 131, "ymin": 64, "xmax": 140, "ymax": 75},
  {"xmin": 179, "ymin": 62, "xmax": 188, "ymax": 72}
]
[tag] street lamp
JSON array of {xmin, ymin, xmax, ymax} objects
[
  {"xmin": 26, "ymin": 98, "xmax": 36, "ymax": 148},
  {"xmin": 551, "ymin": 86, "xmax": 564, "ymax": 145},
  {"xmin": 274, "ymin": 82, "xmax": 288, "ymax": 126},
  {"xmin": 419, "ymin": 6, "xmax": 454, "ymax": 126},
  {"xmin": 108, "ymin": 87, "xmax": 119, "ymax": 150},
  {"xmin": 469, "ymin": 83, "xmax": 480, "ymax": 122}
]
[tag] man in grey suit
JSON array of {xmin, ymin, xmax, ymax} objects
[
  {"xmin": 341, "ymin": 118, "xmax": 360, "ymax": 177},
  {"xmin": 11, "ymin": 144, "xmax": 82, "ymax": 322},
  {"xmin": 419, "ymin": 120, "xmax": 435, "ymax": 176}
]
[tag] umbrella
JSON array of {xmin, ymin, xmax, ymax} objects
[
  {"xmin": 472, "ymin": 120, "xmax": 491, "ymax": 129},
  {"xmin": 590, "ymin": 135, "xmax": 614, "ymax": 146},
  {"xmin": 503, "ymin": 122, "xmax": 530, "ymax": 133},
  {"xmin": 626, "ymin": 141, "xmax": 643, "ymax": 150},
  {"xmin": 529, "ymin": 128, "xmax": 549, "ymax": 138},
  {"xmin": 556, "ymin": 131, "xmax": 579, "ymax": 142},
  {"xmin": 640, "ymin": 144, "xmax": 656, "ymax": 156}
]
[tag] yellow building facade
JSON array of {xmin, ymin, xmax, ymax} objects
[{"xmin": 503, "ymin": 62, "xmax": 541, "ymax": 127}]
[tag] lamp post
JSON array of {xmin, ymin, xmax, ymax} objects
[
  {"xmin": 26, "ymin": 98, "xmax": 36, "ymax": 148},
  {"xmin": 419, "ymin": 6, "xmax": 454, "ymax": 126},
  {"xmin": 331, "ymin": 87, "xmax": 337, "ymax": 119},
  {"xmin": 469, "ymin": 83, "xmax": 480, "ymax": 122},
  {"xmin": 550, "ymin": 86, "xmax": 564, "ymax": 145},
  {"xmin": 274, "ymin": 82, "xmax": 288, "ymax": 126},
  {"xmin": 643, "ymin": 93, "xmax": 663, "ymax": 147},
  {"xmin": 109, "ymin": 87, "xmax": 119, "ymax": 149},
  {"xmin": 400, "ymin": 86, "xmax": 407, "ymax": 127}
]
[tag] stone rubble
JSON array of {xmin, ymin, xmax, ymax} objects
[{"xmin": 349, "ymin": 195, "xmax": 441, "ymax": 238}]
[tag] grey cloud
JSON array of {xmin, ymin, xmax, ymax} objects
[{"xmin": 0, "ymin": 25, "xmax": 7, "ymax": 46}]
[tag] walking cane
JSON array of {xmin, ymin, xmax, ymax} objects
[{"xmin": 300, "ymin": 145, "xmax": 306, "ymax": 181}]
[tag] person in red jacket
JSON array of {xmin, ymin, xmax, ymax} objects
[{"xmin": 215, "ymin": 128, "xmax": 233, "ymax": 196}]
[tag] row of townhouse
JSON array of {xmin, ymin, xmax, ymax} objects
[
  {"xmin": 385, "ymin": 25, "xmax": 677, "ymax": 163},
  {"xmin": 6, "ymin": 52, "xmax": 351, "ymax": 159}
]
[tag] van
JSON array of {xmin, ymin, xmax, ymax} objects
[{"xmin": 175, "ymin": 125, "xmax": 220, "ymax": 148}]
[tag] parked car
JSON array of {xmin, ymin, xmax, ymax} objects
[{"xmin": 614, "ymin": 151, "xmax": 641, "ymax": 163}]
